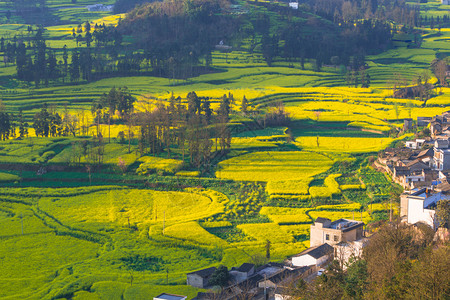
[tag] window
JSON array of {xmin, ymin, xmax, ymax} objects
[
  {"xmin": 325, "ymin": 234, "xmax": 330, "ymax": 240},
  {"xmin": 334, "ymin": 235, "xmax": 339, "ymax": 242}
]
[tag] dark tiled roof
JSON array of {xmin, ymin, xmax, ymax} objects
[
  {"xmin": 405, "ymin": 159, "xmax": 430, "ymax": 169},
  {"xmin": 238, "ymin": 263, "xmax": 254, "ymax": 273},
  {"xmin": 417, "ymin": 148, "xmax": 433, "ymax": 158},
  {"xmin": 187, "ymin": 267, "xmax": 217, "ymax": 278},
  {"xmin": 262, "ymin": 266, "xmax": 309, "ymax": 285},
  {"xmin": 315, "ymin": 217, "xmax": 331, "ymax": 224},
  {"xmin": 294, "ymin": 243, "xmax": 334, "ymax": 259}
]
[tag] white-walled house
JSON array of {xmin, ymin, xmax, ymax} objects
[
  {"xmin": 405, "ymin": 139, "xmax": 426, "ymax": 149},
  {"xmin": 289, "ymin": 2, "xmax": 299, "ymax": 9},
  {"xmin": 400, "ymin": 188, "xmax": 450, "ymax": 228},
  {"xmin": 334, "ymin": 238, "xmax": 367, "ymax": 269},
  {"xmin": 291, "ymin": 243, "xmax": 334, "ymax": 267}
]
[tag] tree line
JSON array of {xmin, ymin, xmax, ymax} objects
[{"xmin": 2, "ymin": 0, "xmax": 399, "ymax": 84}]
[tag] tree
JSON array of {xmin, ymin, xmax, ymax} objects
[
  {"xmin": 33, "ymin": 106, "xmax": 51, "ymax": 137},
  {"xmin": 70, "ymin": 50, "xmax": 80, "ymax": 82},
  {"xmin": 201, "ymin": 97, "xmax": 212, "ymax": 124},
  {"xmin": 408, "ymin": 246, "xmax": 450, "ymax": 299},
  {"xmin": 218, "ymin": 94, "xmax": 230, "ymax": 121},
  {"xmin": 342, "ymin": 258, "xmax": 368, "ymax": 299},
  {"xmin": 435, "ymin": 200, "xmax": 450, "ymax": 228},
  {"xmin": 265, "ymin": 239, "xmax": 271, "ymax": 259},
  {"xmin": 209, "ymin": 265, "xmax": 230, "ymax": 289},
  {"xmin": 435, "ymin": 59, "xmax": 448, "ymax": 92},
  {"xmin": 241, "ymin": 96, "xmax": 248, "ymax": 114},
  {"xmin": 187, "ymin": 91, "xmax": 200, "ymax": 117},
  {"xmin": 0, "ymin": 112, "xmax": 11, "ymax": 140}
]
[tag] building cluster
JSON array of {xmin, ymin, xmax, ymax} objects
[
  {"xmin": 376, "ymin": 112, "xmax": 450, "ymax": 229},
  {"xmin": 161, "ymin": 218, "xmax": 366, "ymax": 300}
]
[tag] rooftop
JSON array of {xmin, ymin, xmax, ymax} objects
[
  {"xmin": 154, "ymin": 293, "xmax": 186, "ymax": 300},
  {"xmin": 318, "ymin": 218, "xmax": 365, "ymax": 232},
  {"xmin": 237, "ymin": 263, "xmax": 254, "ymax": 273},
  {"xmin": 187, "ymin": 267, "xmax": 216, "ymax": 278},
  {"xmin": 294, "ymin": 243, "xmax": 334, "ymax": 259}
]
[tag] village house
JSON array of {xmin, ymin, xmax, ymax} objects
[
  {"xmin": 404, "ymin": 118, "xmax": 413, "ymax": 131},
  {"xmin": 417, "ymin": 116, "xmax": 432, "ymax": 127},
  {"xmin": 291, "ymin": 243, "xmax": 334, "ymax": 268},
  {"xmin": 186, "ymin": 267, "xmax": 217, "ymax": 288},
  {"xmin": 429, "ymin": 113, "xmax": 450, "ymax": 136},
  {"xmin": 229, "ymin": 263, "xmax": 255, "ymax": 283},
  {"xmin": 154, "ymin": 294, "xmax": 187, "ymax": 300},
  {"xmin": 289, "ymin": 1, "xmax": 299, "ymax": 9},
  {"xmin": 400, "ymin": 188, "xmax": 450, "ymax": 228},
  {"xmin": 393, "ymin": 168, "xmax": 435, "ymax": 190},
  {"xmin": 405, "ymin": 138, "xmax": 426, "ymax": 150},
  {"xmin": 334, "ymin": 238, "xmax": 368, "ymax": 269},
  {"xmin": 433, "ymin": 139, "xmax": 450, "ymax": 170},
  {"xmin": 310, "ymin": 217, "xmax": 365, "ymax": 247}
]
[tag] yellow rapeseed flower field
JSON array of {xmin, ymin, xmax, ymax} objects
[{"xmin": 216, "ymin": 151, "xmax": 333, "ymax": 182}]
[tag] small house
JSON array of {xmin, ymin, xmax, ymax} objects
[
  {"xmin": 187, "ymin": 267, "xmax": 217, "ymax": 288},
  {"xmin": 400, "ymin": 188, "xmax": 450, "ymax": 227},
  {"xmin": 291, "ymin": 243, "xmax": 334, "ymax": 267},
  {"xmin": 417, "ymin": 117, "xmax": 432, "ymax": 127},
  {"xmin": 289, "ymin": 2, "xmax": 299, "ymax": 9},
  {"xmin": 230, "ymin": 263, "xmax": 255, "ymax": 283},
  {"xmin": 310, "ymin": 218, "xmax": 364, "ymax": 247}
]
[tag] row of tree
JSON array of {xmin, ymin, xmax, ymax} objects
[{"xmin": 29, "ymin": 88, "xmax": 268, "ymax": 171}]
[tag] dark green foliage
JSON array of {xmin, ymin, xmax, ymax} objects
[
  {"xmin": 120, "ymin": 254, "xmax": 164, "ymax": 271},
  {"xmin": 343, "ymin": 259, "xmax": 368, "ymax": 300},
  {"xmin": 33, "ymin": 106, "xmax": 63, "ymax": 137},
  {"xmin": 208, "ymin": 265, "xmax": 230, "ymax": 288},
  {"xmin": 435, "ymin": 200, "xmax": 450, "ymax": 228},
  {"xmin": 0, "ymin": 112, "xmax": 11, "ymax": 140},
  {"xmin": 205, "ymin": 226, "xmax": 255, "ymax": 243}
]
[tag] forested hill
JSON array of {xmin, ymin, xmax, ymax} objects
[{"xmin": 117, "ymin": 0, "xmax": 394, "ymax": 78}]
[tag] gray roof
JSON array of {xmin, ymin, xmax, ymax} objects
[
  {"xmin": 237, "ymin": 263, "xmax": 254, "ymax": 273},
  {"xmin": 294, "ymin": 243, "xmax": 334, "ymax": 259},
  {"xmin": 417, "ymin": 148, "xmax": 433, "ymax": 158},
  {"xmin": 187, "ymin": 267, "xmax": 217, "ymax": 278}
]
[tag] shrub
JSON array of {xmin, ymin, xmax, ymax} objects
[{"xmin": 136, "ymin": 157, "xmax": 183, "ymax": 175}]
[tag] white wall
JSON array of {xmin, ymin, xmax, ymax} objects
[
  {"xmin": 292, "ymin": 254, "xmax": 317, "ymax": 267},
  {"xmin": 407, "ymin": 198, "xmax": 436, "ymax": 227}
]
